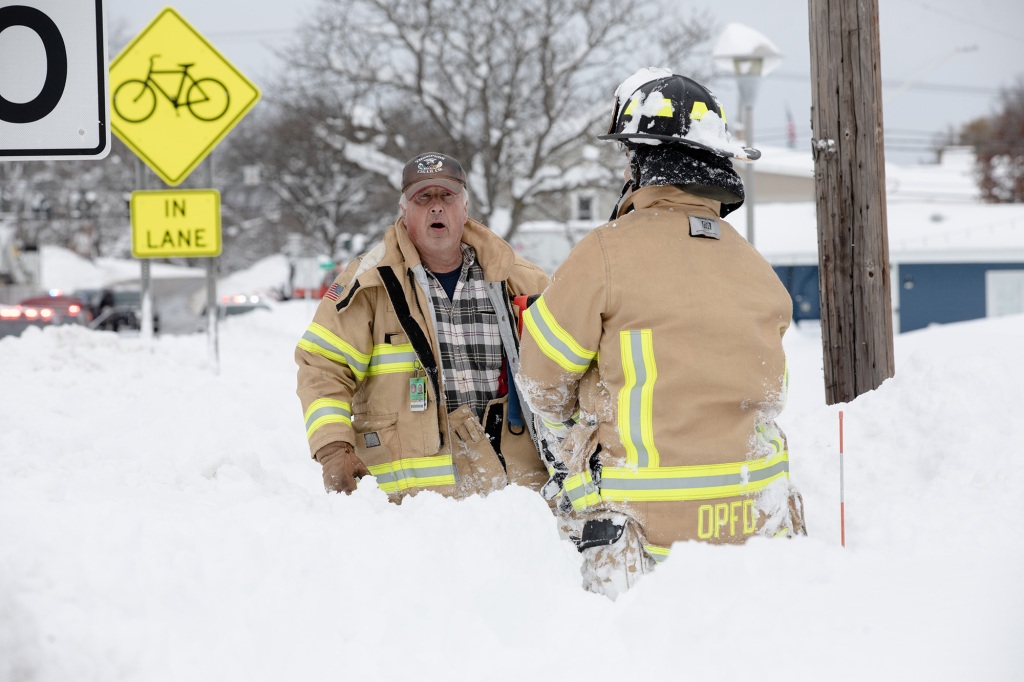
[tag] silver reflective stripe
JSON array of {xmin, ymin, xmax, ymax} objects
[
  {"xmin": 601, "ymin": 458, "xmax": 790, "ymax": 492},
  {"xmin": 369, "ymin": 348, "xmax": 417, "ymax": 368},
  {"xmin": 565, "ymin": 479, "xmax": 599, "ymax": 505},
  {"xmin": 374, "ymin": 464, "xmax": 455, "ymax": 486},
  {"xmin": 305, "ymin": 403, "xmax": 351, "ymax": 431},
  {"xmin": 301, "ymin": 329, "xmax": 369, "ymax": 374},
  {"xmin": 529, "ymin": 304, "xmax": 594, "ymax": 370},
  {"xmin": 624, "ymin": 330, "xmax": 653, "ymax": 467}
]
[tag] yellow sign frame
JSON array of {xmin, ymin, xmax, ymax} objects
[
  {"xmin": 131, "ymin": 189, "xmax": 222, "ymax": 258},
  {"xmin": 110, "ymin": 8, "xmax": 261, "ymax": 186}
]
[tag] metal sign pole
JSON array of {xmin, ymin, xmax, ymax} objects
[
  {"xmin": 744, "ymin": 103, "xmax": 756, "ymax": 247},
  {"xmin": 136, "ymin": 158, "xmax": 154, "ymax": 341},
  {"xmin": 205, "ymin": 154, "xmax": 219, "ymax": 373}
]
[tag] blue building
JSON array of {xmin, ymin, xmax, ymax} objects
[{"xmin": 755, "ymin": 202, "xmax": 1024, "ymax": 334}]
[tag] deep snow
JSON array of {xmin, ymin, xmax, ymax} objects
[{"xmin": 1, "ymin": 259, "xmax": 1022, "ymax": 681}]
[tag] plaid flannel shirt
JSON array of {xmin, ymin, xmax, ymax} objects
[{"xmin": 427, "ymin": 245, "xmax": 504, "ymax": 420}]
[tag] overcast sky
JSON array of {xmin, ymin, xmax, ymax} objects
[{"xmin": 106, "ymin": 0, "xmax": 1024, "ymax": 165}]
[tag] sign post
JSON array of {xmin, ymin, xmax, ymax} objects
[
  {"xmin": 130, "ymin": 187, "xmax": 222, "ymax": 362},
  {"xmin": 0, "ymin": 0, "xmax": 110, "ymax": 159},
  {"xmin": 114, "ymin": 7, "xmax": 260, "ymax": 364}
]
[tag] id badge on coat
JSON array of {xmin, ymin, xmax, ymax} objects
[{"xmin": 409, "ymin": 376, "xmax": 427, "ymax": 411}]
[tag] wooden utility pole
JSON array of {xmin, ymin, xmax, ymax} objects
[{"xmin": 808, "ymin": 0, "xmax": 895, "ymax": 404}]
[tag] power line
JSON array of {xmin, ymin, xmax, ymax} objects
[
  {"xmin": 909, "ymin": 0, "xmax": 1024, "ymax": 45},
  {"xmin": 754, "ymin": 70, "xmax": 1001, "ymax": 96}
]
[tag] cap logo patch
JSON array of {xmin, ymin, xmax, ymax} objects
[{"xmin": 417, "ymin": 156, "xmax": 445, "ymax": 174}]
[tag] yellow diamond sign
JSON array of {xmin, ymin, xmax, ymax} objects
[{"xmin": 109, "ymin": 8, "xmax": 261, "ymax": 186}]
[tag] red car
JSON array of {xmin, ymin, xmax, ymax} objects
[{"xmin": 0, "ymin": 293, "xmax": 92, "ymax": 339}]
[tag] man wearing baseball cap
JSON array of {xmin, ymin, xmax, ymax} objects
[{"xmin": 295, "ymin": 152, "xmax": 551, "ymax": 502}]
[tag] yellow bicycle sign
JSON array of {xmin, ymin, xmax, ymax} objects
[
  {"xmin": 114, "ymin": 55, "xmax": 230, "ymax": 123},
  {"xmin": 109, "ymin": 8, "xmax": 260, "ymax": 187}
]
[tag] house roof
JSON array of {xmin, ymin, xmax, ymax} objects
[
  {"xmin": 514, "ymin": 146, "xmax": 1020, "ymax": 270},
  {"xmin": 743, "ymin": 200, "xmax": 1024, "ymax": 265},
  {"xmin": 742, "ymin": 144, "xmax": 981, "ymax": 203}
]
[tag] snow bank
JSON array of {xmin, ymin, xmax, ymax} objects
[{"xmin": 1, "ymin": 302, "xmax": 1022, "ymax": 681}]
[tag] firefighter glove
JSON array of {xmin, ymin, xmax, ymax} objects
[{"xmin": 316, "ymin": 441, "xmax": 370, "ymax": 494}]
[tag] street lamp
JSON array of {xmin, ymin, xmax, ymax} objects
[{"xmin": 712, "ymin": 23, "xmax": 783, "ymax": 247}]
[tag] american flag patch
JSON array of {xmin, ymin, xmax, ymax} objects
[{"xmin": 324, "ymin": 283, "xmax": 342, "ymax": 301}]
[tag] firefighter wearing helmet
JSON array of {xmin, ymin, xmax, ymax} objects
[{"xmin": 518, "ymin": 68, "xmax": 806, "ymax": 599}]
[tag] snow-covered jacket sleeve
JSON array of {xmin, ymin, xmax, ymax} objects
[
  {"xmin": 294, "ymin": 259, "xmax": 376, "ymax": 458},
  {"xmin": 518, "ymin": 229, "xmax": 606, "ymax": 434}
]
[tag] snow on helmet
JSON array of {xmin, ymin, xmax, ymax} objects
[{"xmin": 598, "ymin": 70, "xmax": 760, "ymax": 161}]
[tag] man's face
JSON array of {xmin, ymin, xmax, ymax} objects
[{"xmin": 401, "ymin": 186, "xmax": 468, "ymax": 269}]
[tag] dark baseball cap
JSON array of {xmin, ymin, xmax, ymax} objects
[{"xmin": 401, "ymin": 152, "xmax": 467, "ymax": 199}]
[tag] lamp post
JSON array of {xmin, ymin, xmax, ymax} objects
[{"xmin": 712, "ymin": 24, "xmax": 783, "ymax": 247}]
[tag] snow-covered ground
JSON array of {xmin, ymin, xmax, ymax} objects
[{"xmin": 2, "ymin": 256, "xmax": 1022, "ymax": 681}]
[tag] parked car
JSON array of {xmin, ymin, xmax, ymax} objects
[
  {"xmin": 198, "ymin": 295, "xmax": 271, "ymax": 328},
  {"xmin": 218, "ymin": 294, "xmax": 271, "ymax": 318},
  {"xmin": 0, "ymin": 294, "xmax": 90, "ymax": 339},
  {"xmin": 18, "ymin": 293, "xmax": 93, "ymax": 324},
  {"xmin": 82, "ymin": 287, "xmax": 161, "ymax": 333},
  {"xmin": 70, "ymin": 288, "xmax": 108, "ymax": 320}
]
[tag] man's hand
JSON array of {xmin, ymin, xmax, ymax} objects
[{"xmin": 315, "ymin": 442, "xmax": 370, "ymax": 494}]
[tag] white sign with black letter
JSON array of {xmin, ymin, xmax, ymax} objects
[{"xmin": 0, "ymin": 0, "xmax": 109, "ymax": 159}]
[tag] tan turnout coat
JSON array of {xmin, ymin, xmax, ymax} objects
[
  {"xmin": 518, "ymin": 185, "xmax": 805, "ymax": 550},
  {"xmin": 296, "ymin": 218, "xmax": 550, "ymax": 500}
]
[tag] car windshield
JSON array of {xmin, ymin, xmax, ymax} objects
[{"xmin": 113, "ymin": 291, "xmax": 141, "ymax": 306}]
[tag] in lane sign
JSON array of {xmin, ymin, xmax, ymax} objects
[
  {"xmin": 110, "ymin": 8, "xmax": 260, "ymax": 186},
  {"xmin": 0, "ymin": 0, "xmax": 110, "ymax": 159},
  {"xmin": 131, "ymin": 189, "xmax": 222, "ymax": 258}
]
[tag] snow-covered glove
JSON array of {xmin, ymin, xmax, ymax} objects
[
  {"xmin": 576, "ymin": 515, "xmax": 655, "ymax": 600},
  {"xmin": 316, "ymin": 441, "xmax": 370, "ymax": 494}
]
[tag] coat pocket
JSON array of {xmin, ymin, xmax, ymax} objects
[{"xmin": 352, "ymin": 411, "xmax": 400, "ymax": 468}]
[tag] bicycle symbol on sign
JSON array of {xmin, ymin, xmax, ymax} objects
[{"xmin": 114, "ymin": 55, "xmax": 230, "ymax": 123}]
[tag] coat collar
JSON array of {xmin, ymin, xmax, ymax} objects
[
  {"xmin": 616, "ymin": 185, "xmax": 723, "ymax": 218},
  {"xmin": 393, "ymin": 217, "xmax": 517, "ymax": 281}
]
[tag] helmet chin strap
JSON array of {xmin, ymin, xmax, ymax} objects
[{"xmin": 609, "ymin": 179, "xmax": 638, "ymax": 221}]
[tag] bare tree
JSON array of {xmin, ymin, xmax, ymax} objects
[
  {"xmin": 0, "ymin": 139, "xmax": 137, "ymax": 259},
  {"xmin": 961, "ymin": 76, "xmax": 1024, "ymax": 203},
  {"xmin": 278, "ymin": 0, "xmax": 714, "ymax": 239},
  {"xmin": 220, "ymin": 101, "xmax": 398, "ymax": 264}
]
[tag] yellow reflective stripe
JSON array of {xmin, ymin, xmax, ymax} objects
[
  {"xmin": 297, "ymin": 322, "xmax": 371, "ymax": 380},
  {"xmin": 755, "ymin": 422, "xmax": 785, "ymax": 455},
  {"xmin": 540, "ymin": 410, "xmax": 580, "ymax": 436},
  {"xmin": 623, "ymin": 95, "xmax": 640, "ymax": 116},
  {"xmin": 303, "ymin": 398, "xmax": 352, "ymax": 439},
  {"xmin": 644, "ymin": 544, "xmax": 671, "ymax": 563},
  {"xmin": 367, "ymin": 455, "xmax": 456, "ymax": 494},
  {"xmin": 690, "ymin": 101, "xmax": 710, "ymax": 120},
  {"xmin": 649, "ymin": 92, "xmax": 674, "ymax": 117},
  {"xmin": 618, "ymin": 329, "xmax": 659, "ymax": 468},
  {"xmin": 599, "ymin": 452, "xmax": 790, "ymax": 503},
  {"xmin": 367, "ymin": 343, "xmax": 418, "ymax": 376},
  {"xmin": 563, "ymin": 471, "xmax": 601, "ymax": 511},
  {"xmin": 719, "ymin": 105, "xmax": 727, "ymax": 124},
  {"xmin": 522, "ymin": 296, "xmax": 596, "ymax": 373}
]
